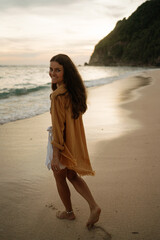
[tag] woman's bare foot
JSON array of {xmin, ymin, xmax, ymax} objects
[
  {"xmin": 86, "ymin": 206, "xmax": 101, "ymax": 230},
  {"xmin": 56, "ymin": 211, "xmax": 76, "ymax": 220}
]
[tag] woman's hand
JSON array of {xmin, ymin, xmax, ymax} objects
[{"xmin": 51, "ymin": 146, "xmax": 60, "ymax": 172}]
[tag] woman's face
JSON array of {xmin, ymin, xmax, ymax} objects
[{"xmin": 49, "ymin": 61, "xmax": 64, "ymax": 87}]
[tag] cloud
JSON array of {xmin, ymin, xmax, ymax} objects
[
  {"xmin": 95, "ymin": 4, "xmax": 126, "ymax": 19},
  {"xmin": 93, "ymin": 0, "xmax": 147, "ymax": 19},
  {"xmin": 0, "ymin": 0, "xmax": 82, "ymax": 10}
]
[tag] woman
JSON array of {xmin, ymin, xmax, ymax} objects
[{"xmin": 49, "ymin": 54, "xmax": 101, "ymax": 229}]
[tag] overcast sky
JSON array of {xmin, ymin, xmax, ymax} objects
[{"xmin": 0, "ymin": 0, "xmax": 146, "ymax": 65}]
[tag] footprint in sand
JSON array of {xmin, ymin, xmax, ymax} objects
[{"xmin": 45, "ymin": 203, "xmax": 57, "ymax": 210}]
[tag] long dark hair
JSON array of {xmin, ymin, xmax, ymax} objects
[{"xmin": 50, "ymin": 54, "xmax": 87, "ymax": 119}]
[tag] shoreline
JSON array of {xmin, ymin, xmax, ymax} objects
[
  {"xmin": 0, "ymin": 69, "xmax": 160, "ymax": 240},
  {"xmin": 83, "ymin": 69, "xmax": 153, "ymax": 143}
]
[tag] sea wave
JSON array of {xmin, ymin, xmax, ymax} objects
[
  {"xmin": 0, "ymin": 71, "xmax": 143, "ymax": 100},
  {"xmin": 0, "ymin": 75, "xmax": 130, "ymax": 99},
  {"xmin": 0, "ymin": 76, "xmax": 114, "ymax": 99},
  {"xmin": 0, "ymin": 65, "xmax": 149, "ymax": 125},
  {"xmin": 0, "ymin": 83, "xmax": 51, "ymax": 99}
]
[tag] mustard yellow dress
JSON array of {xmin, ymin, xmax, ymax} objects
[{"xmin": 50, "ymin": 84, "xmax": 95, "ymax": 176}]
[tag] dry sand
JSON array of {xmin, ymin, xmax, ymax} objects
[{"xmin": 0, "ymin": 69, "xmax": 160, "ymax": 240}]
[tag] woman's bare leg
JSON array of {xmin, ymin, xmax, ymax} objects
[
  {"xmin": 67, "ymin": 169, "xmax": 101, "ymax": 228},
  {"xmin": 53, "ymin": 168, "xmax": 75, "ymax": 220}
]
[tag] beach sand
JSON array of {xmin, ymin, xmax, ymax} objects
[{"xmin": 0, "ymin": 69, "xmax": 160, "ymax": 240}]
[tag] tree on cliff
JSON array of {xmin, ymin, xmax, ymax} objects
[{"xmin": 89, "ymin": 0, "xmax": 160, "ymax": 66}]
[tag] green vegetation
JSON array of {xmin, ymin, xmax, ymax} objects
[{"xmin": 89, "ymin": 0, "xmax": 160, "ymax": 66}]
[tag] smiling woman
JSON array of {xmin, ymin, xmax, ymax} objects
[
  {"xmin": 49, "ymin": 62, "xmax": 64, "ymax": 87},
  {"xmin": 47, "ymin": 53, "xmax": 101, "ymax": 229}
]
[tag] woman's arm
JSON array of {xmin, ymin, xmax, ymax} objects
[
  {"xmin": 51, "ymin": 145, "xmax": 60, "ymax": 171},
  {"xmin": 51, "ymin": 95, "xmax": 65, "ymax": 172}
]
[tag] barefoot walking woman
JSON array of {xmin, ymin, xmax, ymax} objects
[{"xmin": 49, "ymin": 54, "xmax": 101, "ymax": 229}]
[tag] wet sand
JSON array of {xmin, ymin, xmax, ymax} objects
[{"xmin": 0, "ymin": 69, "xmax": 160, "ymax": 240}]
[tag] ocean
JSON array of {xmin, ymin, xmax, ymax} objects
[{"xmin": 0, "ymin": 65, "xmax": 149, "ymax": 124}]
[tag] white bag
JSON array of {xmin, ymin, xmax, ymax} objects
[{"xmin": 45, "ymin": 126, "xmax": 53, "ymax": 170}]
